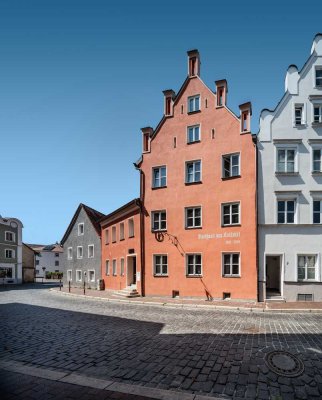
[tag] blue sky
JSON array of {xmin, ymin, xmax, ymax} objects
[{"xmin": 1, "ymin": 0, "xmax": 321, "ymax": 243}]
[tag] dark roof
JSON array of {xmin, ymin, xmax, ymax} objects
[
  {"xmin": 99, "ymin": 198, "xmax": 141, "ymax": 226},
  {"xmin": 61, "ymin": 203, "xmax": 105, "ymax": 245}
]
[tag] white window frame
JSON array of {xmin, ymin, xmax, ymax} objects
[
  {"xmin": 112, "ymin": 226, "xmax": 116, "ymax": 242},
  {"xmin": 222, "ymin": 153, "xmax": 240, "ymax": 178},
  {"xmin": 105, "ymin": 260, "xmax": 110, "ymax": 276},
  {"xmin": 293, "ymin": 103, "xmax": 306, "ymax": 126},
  {"xmin": 67, "ymin": 270, "xmax": 72, "ymax": 281},
  {"xmin": 76, "ymin": 270, "xmax": 82, "ymax": 282},
  {"xmin": 77, "ymin": 246, "xmax": 83, "ymax": 259},
  {"xmin": 5, "ymin": 249, "xmax": 15, "ymax": 259},
  {"xmin": 275, "ymin": 145, "xmax": 298, "ymax": 173},
  {"xmin": 312, "ymin": 102, "xmax": 322, "ymax": 124},
  {"xmin": 187, "ymin": 95, "xmax": 200, "ymax": 113},
  {"xmin": 88, "ymin": 244, "xmax": 94, "ymax": 258},
  {"xmin": 297, "ymin": 254, "xmax": 318, "ymax": 282},
  {"xmin": 185, "ymin": 206, "xmax": 202, "ymax": 229},
  {"xmin": 128, "ymin": 218, "xmax": 134, "ymax": 238},
  {"xmin": 78, "ymin": 223, "xmax": 84, "ymax": 236},
  {"xmin": 185, "ymin": 160, "xmax": 202, "ymax": 183},
  {"xmin": 187, "ymin": 124, "xmax": 201, "ymax": 143},
  {"xmin": 88, "ymin": 270, "xmax": 95, "ymax": 283},
  {"xmin": 5, "ymin": 231, "xmax": 15, "ymax": 242},
  {"xmin": 186, "ymin": 253, "xmax": 202, "ymax": 277},
  {"xmin": 152, "ymin": 165, "xmax": 167, "ymax": 188},
  {"xmin": 120, "ymin": 222, "xmax": 125, "ymax": 240},
  {"xmin": 276, "ymin": 198, "xmax": 297, "ymax": 224},
  {"xmin": 315, "ymin": 66, "xmax": 322, "ymax": 88},
  {"xmin": 67, "ymin": 247, "xmax": 73, "ymax": 260},
  {"xmin": 120, "ymin": 258, "xmax": 125, "ymax": 276},
  {"xmin": 222, "ymin": 253, "xmax": 241, "ymax": 277},
  {"xmin": 221, "ymin": 202, "xmax": 240, "ymax": 226},
  {"xmin": 153, "ymin": 254, "xmax": 168, "ymax": 276},
  {"xmin": 151, "ymin": 210, "xmax": 167, "ymax": 232},
  {"xmin": 112, "ymin": 259, "xmax": 117, "ymax": 276}
]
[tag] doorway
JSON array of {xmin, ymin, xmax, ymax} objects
[
  {"xmin": 127, "ymin": 255, "xmax": 137, "ymax": 287},
  {"xmin": 266, "ymin": 255, "xmax": 281, "ymax": 297}
]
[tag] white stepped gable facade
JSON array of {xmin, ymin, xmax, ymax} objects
[{"xmin": 258, "ymin": 34, "xmax": 322, "ymax": 302}]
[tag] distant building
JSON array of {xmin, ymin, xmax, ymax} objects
[
  {"xmin": 0, "ymin": 216, "xmax": 23, "ymax": 284},
  {"xmin": 22, "ymin": 243, "xmax": 38, "ymax": 283},
  {"xmin": 27, "ymin": 243, "xmax": 64, "ymax": 277},
  {"xmin": 61, "ymin": 204, "xmax": 104, "ymax": 288}
]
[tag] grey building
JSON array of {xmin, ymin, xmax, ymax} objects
[
  {"xmin": 61, "ymin": 204, "xmax": 104, "ymax": 289},
  {"xmin": 0, "ymin": 216, "xmax": 23, "ymax": 284}
]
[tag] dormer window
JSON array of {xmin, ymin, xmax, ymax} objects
[
  {"xmin": 188, "ymin": 95, "xmax": 200, "ymax": 113},
  {"xmin": 78, "ymin": 223, "xmax": 84, "ymax": 236},
  {"xmin": 315, "ymin": 67, "xmax": 322, "ymax": 87}
]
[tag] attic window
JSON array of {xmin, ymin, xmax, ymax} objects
[
  {"xmin": 242, "ymin": 112, "xmax": 248, "ymax": 131},
  {"xmin": 181, "ymin": 105, "xmax": 184, "ymax": 114},
  {"xmin": 205, "ymin": 99, "xmax": 208, "ymax": 108},
  {"xmin": 143, "ymin": 133, "xmax": 150, "ymax": 152},
  {"xmin": 218, "ymin": 88, "xmax": 223, "ymax": 106},
  {"xmin": 165, "ymin": 97, "xmax": 171, "ymax": 115},
  {"xmin": 78, "ymin": 223, "xmax": 84, "ymax": 236},
  {"xmin": 173, "ymin": 137, "xmax": 177, "ymax": 148}
]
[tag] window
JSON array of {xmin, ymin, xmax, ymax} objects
[
  {"xmin": 186, "ymin": 160, "xmax": 201, "ymax": 183},
  {"xmin": 187, "ymin": 125, "xmax": 200, "ymax": 143},
  {"xmin": 223, "ymin": 253, "xmax": 240, "ymax": 277},
  {"xmin": 105, "ymin": 229, "xmax": 109, "ymax": 244},
  {"xmin": 76, "ymin": 270, "xmax": 82, "ymax": 282},
  {"xmin": 188, "ymin": 95, "xmax": 200, "ymax": 112},
  {"xmin": 105, "ymin": 260, "xmax": 110, "ymax": 276},
  {"xmin": 277, "ymin": 148, "xmax": 296, "ymax": 173},
  {"xmin": 36, "ymin": 260, "xmax": 39, "ymax": 266},
  {"xmin": 88, "ymin": 245, "xmax": 94, "ymax": 258},
  {"xmin": 77, "ymin": 246, "xmax": 83, "ymax": 259},
  {"xmin": 55, "ymin": 252, "xmax": 59, "ymax": 257},
  {"xmin": 5, "ymin": 249, "xmax": 15, "ymax": 259},
  {"xmin": 128, "ymin": 219, "xmax": 134, "ymax": 238},
  {"xmin": 112, "ymin": 226, "xmax": 116, "ymax": 242},
  {"xmin": 313, "ymin": 148, "xmax": 322, "ymax": 172},
  {"xmin": 313, "ymin": 200, "xmax": 322, "ymax": 224},
  {"xmin": 222, "ymin": 203, "xmax": 240, "ymax": 226},
  {"xmin": 67, "ymin": 247, "xmax": 72, "ymax": 260},
  {"xmin": 152, "ymin": 166, "xmax": 167, "ymax": 188},
  {"xmin": 5, "ymin": 231, "xmax": 15, "ymax": 242},
  {"xmin": 294, "ymin": 105, "xmax": 303, "ymax": 125},
  {"xmin": 277, "ymin": 200, "xmax": 295, "ymax": 223},
  {"xmin": 217, "ymin": 88, "xmax": 224, "ymax": 106},
  {"xmin": 120, "ymin": 223, "xmax": 125, "ymax": 240},
  {"xmin": 315, "ymin": 68, "xmax": 322, "ymax": 87},
  {"xmin": 152, "ymin": 211, "xmax": 167, "ymax": 231},
  {"xmin": 186, "ymin": 254, "xmax": 202, "ymax": 276},
  {"xmin": 314, "ymin": 105, "xmax": 322, "ymax": 123},
  {"xmin": 88, "ymin": 270, "xmax": 95, "ymax": 282},
  {"xmin": 0, "ymin": 266, "xmax": 12, "ymax": 278},
  {"xmin": 298, "ymin": 255, "xmax": 317, "ymax": 281},
  {"xmin": 112, "ymin": 259, "xmax": 117, "ymax": 276},
  {"xmin": 55, "ymin": 261, "xmax": 59, "ymax": 267},
  {"xmin": 185, "ymin": 207, "xmax": 202, "ymax": 228},
  {"xmin": 154, "ymin": 255, "xmax": 168, "ymax": 276},
  {"xmin": 78, "ymin": 223, "xmax": 84, "ymax": 236},
  {"xmin": 222, "ymin": 154, "xmax": 240, "ymax": 178},
  {"xmin": 67, "ymin": 270, "xmax": 72, "ymax": 281},
  {"xmin": 120, "ymin": 258, "xmax": 125, "ymax": 276}
]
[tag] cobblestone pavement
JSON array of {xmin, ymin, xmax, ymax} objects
[{"xmin": 1, "ymin": 285, "xmax": 322, "ymax": 399}]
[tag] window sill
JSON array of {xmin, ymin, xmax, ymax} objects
[
  {"xmin": 185, "ymin": 181, "xmax": 202, "ymax": 186},
  {"xmin": 187, "ymin": 140, "xmax": 201, "ymax": 145},
  {"xmin": 312, "ymin": 122, "xmax": 322, "ymax": 127},
  {"xmin": 185, "ymin": 226, "xmax": 202, "ymax": 230},
  {"xmin": 151, "ymin": 229, "xmax": 167, "ymax": 233},
  {"xmin": 297, "ymin": 280, "xmax": 318, "ymax": 283},
  {"xmin": 223, "ymin": 275, "xmax": 241, "ymax": 278},
  {"xmin": 128, "ymin": 235, "xmax": 135, "ymax": 239},
  {"xmin": 120, "ymin": 238, "xmax": 125, "ymax": 241},
  {"xmin": 221, "ymin": 224, "xmax": 241, "ymax": 227},
  {"xmin": 152, "ymin": 186, "xmax": 167, "ymax": 190},
  {"xmin": 153, "ymin": 275, "xmax": 169, "ymax": 277},
  {"xmin": 187, "ymin": 110, "xmax": 201, "ymax": 115},
  {"xmin": 275, "ymin": 172, "xmax": 299, "ymax": 176},
  {"xmin": 112, "ymin": 241, "xmax": 116, "ymax": 244},
  {"xmin": 312, "ymin": 171, "xmax": 322, "ymax": 176},
  {"xmin": 186, "ymin": 275, "xmax": 203, "ymax": 278},
  {"xmin": 222, "ymin": 175, "xmax": 241, "ymax": 181},
  {"xmin": 216, "ymin": 105, "xmax": 224, "ymax": 109}
]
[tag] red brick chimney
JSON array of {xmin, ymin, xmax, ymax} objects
[
  {"xmin": 215, "ymin": 79, "xmax": 228, "ymax": 107},
  {"xmin": 141, "ymin": 127, "xmax": 153, "ymax": 153},
  {"xmin": 187, "ymin": 49, "xmax": 200, "ymax": 77}
]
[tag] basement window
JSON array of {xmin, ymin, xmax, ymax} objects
[{"xmin": 297, "ymin": 294, "xmax": 313, "ymax": 302}]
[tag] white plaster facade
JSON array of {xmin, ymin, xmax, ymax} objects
[
  {"xmin": 29, "ymin": 244, "xmax": 64, "ymax": 276},
  {"xmin": 258, "ymin": 34, "xmax": 322, "ymax": 301}
]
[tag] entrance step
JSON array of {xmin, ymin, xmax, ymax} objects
[
  {"xmin": 265, "ymin": 297, "xmax": 286, "ymax": 303},
  {"xmin": 112, "ymin": 287, "xmax": 140, "ymax": 298}
]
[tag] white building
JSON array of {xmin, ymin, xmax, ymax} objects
[
  {"xmin": 258, "ymin": 34, "xmax": 322, "ymax": 302},
  {"xmin": 28, "ymin": 243, "xmax": 64, "ymax": 277}
]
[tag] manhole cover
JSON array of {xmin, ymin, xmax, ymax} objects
[{"xmin": 265, "ymin": 350, "xmax": 304, "ymax": 377}]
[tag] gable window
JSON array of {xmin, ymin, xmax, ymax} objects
[
  {"xmin": 313, "ymin": 105, "xmax": 322, "ymax": 123},
  {"xmin": 105, "ymin": 260, "xmax": 110, "ymax": 276},
  {"xmin": 185, "ymin": 207, "xmax": 202, "ymax": 228},
  {"xmin": 5, "ymin": 249, "xmax": 15, "ymax": 259},
  {"xmin": 313, "ymin": 200, "xmax": 322, "ymax": 224},
  {"xmin": 88, "ymin": 244, "xmax": 94, "ymax": 258},
  {"xmin": 186, "ymin": 254, "xmax": 202, "ymax": 276},
  {"xmin": 294, "ymin": 105, "xmax": 304, "ymax": 126},
  {"xmin": 120, "ymin": 258, "xmax": 125, "ymax": 276},
  {"xmin": 315, "ymin": 68, "xmax": 322, "ymax": 87},
  {"xmin": 222, "ymin": 154, "xmax": 240, "ymax": 178},
  {"xmin": 188, "ymin": 95, "xmax": 200, "ymax": 112},
  {"xmin": 128, "ymin": 218, "xmax": 134, "ymax": 237},
  {"xmin": 223, "ymin": 253, "xmax": 240, "ymax": 277},
  {"xmin": 313, "ymin": 148, "xmax": 322, "ymax": 172},
  {"xmin": 120, "ymin": 223, "xmax": 125, "ymax": 240},
  {"xmin": 5, "ymin": 232, "xmax": 15, "ymax": 242},
  {"xmin": 112, "ymin": 259, "xmax": 117, "ymax": 276},
  {"xmin": 277, "ymin": 200, "xmax": 296, "ymax": 224},
  {"xmin": 55, "ymin": 252, "xmax": 59, "ymax": 257},
  {"xmin": 154, "ymin": 255, "xmax": 168, "ymax": 276},
  {"xmin": 76, "ymin": 270, "xmax": 82, "ymax": 282},
  {"xmin": 78, "ymin": 223, "xmax": 84, "ymax": 236},
  {"xmin": 67, "ymin": 270, "xmax": 72, "ymax": 281},
  {"xmin": 152, "ymin": 211, "xmax": 167, "ymax": 231},
  {"xmin": 67, "ymin": 247, "xmax": 72, "ymax": 260},
  {"xmin": 277, "ymin": 148, "xmax": 296, "ymax": 173},
  {"xmin": 55, "ymin": 261, "xmax": 59, "ymax": 267},
  {"xmin": 298, "ymin": 255, "xmax": 317, "ymax": 281},
  {"xmin": 105, "ymin": 229, "xmax": 109, "ymax": 245},
  {"xmin": 112, "ymin": 226, "xmax": 116, "ymax": 243},
  {"xmin": 222, "ymin": 203, "xmax": 240, "ymax": 226},
  {"xmin": 77, "ymin": 246, "xmax": 83, "ymax": 259},
  {"xmin": 186, "ymin": 160, "xmax": 201, "ymax": 183},
  {"xmin": 152, "ymin": 166, "xmax": 167, "ymax": 188},
  {"xmin": 187, "ymin": 125, "xmax": 200, "ymax": 143}
]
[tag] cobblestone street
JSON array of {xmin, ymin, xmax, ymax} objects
[{"xmin": 1, "ymin": 285, "xmax": 322, "ymax": 399}]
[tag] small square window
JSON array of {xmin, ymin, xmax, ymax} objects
[
  {"xmin": 222, "ymin": 154, "xmax": 240, "ymax": 178},
  {"xmin": 187, "ymin": 125, "xmax": 200, "ymax": 143},
  {"xmin": 55, "ymin": 252, "xmax": 59, "ymax": 257},
  {"xmin": 152, "ymin": 166, "xmax": 167, "ymax": 188},
  {"xmin": 222, "ymin": 203, "xmax": 240, "ymax": 226},
  {"xmin": 154, "ymin": 255, "xmax": 168, "ymax": 276},
  {"xmin": 78, "ymin": 223, "xmax": 84, "ymax": 236},
  {"xmin": 5, "ymin": 232, "xmax": 15, "ymax": 242},
  {"xmin": 188, "ymin": 95, "xmax": 200, "ymax": 112},
  {"xmin": 186, "ymin": 160, "xmax": 201, "ymax": 183},
  {"xmin": 185, "ymin": 207, "xmax": 202, "ymax": 228},
  {"xmin": 152, "ymin": 211, "xmax": 167, "ymax": 231}
]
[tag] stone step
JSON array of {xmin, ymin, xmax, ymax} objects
[
  {"xmin": 265, "ymin": 297, "xmax": 286, "ymax": 303},
  {"xmin": 112, "ymin": 288, "xmax": 140, "ymax": 298}
]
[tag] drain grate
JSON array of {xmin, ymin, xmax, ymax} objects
[{"xmin": 265, "ymin": 350, "xmax": 304, "ymax": 377}]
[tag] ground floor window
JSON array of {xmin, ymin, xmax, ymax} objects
[
  {"xmin": 120, "ymin": 258, "xmax": 125, "ymax": 276},
  {"xmin": 105, "ymin": 260, "xmax": 110, "ymax": 276},
  {"xmin": 223, "ymin": 253, "xmax": 240, "ymax": 276},
  {"xmin": 0, "ymin": 267, "xmax": 13, "ymax": 278},
  {"xmin": 298, "ymin": 255, "xmax": 317, "ymax": 281},
  {"xmin": 112, "ymin": 259, "xmax": 117, "ymax": 276},
  {"xmin": 88, "ymin": 270, "xmax": 95, "ymax": 282},
  {"xmin": 153, "ymin": 255, "xmax": 168, "ymax": 276},
  {"xmin": 76, "ymin": 270, "xmax": 82, "ymax": 282},
  {"xmin": 186, "ymin": 254, "xmax": 202, "ymax": 276},
  {"xmin": 67, "ymin": 270, "xmax": 72, "ymax": 281}
]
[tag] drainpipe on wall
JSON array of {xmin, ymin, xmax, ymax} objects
[{"xmin": 252, "ymin": 133, "xmax": 260, "ymax": 302}]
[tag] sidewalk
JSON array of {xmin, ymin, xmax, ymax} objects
[{"xmin": 51, "ymin": 286, "xmax": 322, "ymax": 313}]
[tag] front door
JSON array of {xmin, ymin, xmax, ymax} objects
[
  {"xmin": 127, "ymin": 256, "xmax": 137, "ymax": 286},
  {"xmin": 266, "ymin": 255, "xmax": 281, "ymax": 297}
]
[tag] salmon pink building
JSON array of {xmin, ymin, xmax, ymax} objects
[{"xmin": 135, "ymin": 50, "xmax": 257, "ymax": 300}]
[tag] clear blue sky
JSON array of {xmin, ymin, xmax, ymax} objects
[{"xmin": 1, "ymin": 0, "xmax": 321, "ymax": 244}]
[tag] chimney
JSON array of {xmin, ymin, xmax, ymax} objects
[
  {"xmin": 163, "ymin": 89, "xmax": 175, "ymax": 116},
  {"xmin": 215, "ymin": 79, "xmax": 228, "ymax": 107},
  {"xmin": 239, "ymin": 102, "xmax": 252, "ymax": 133},
  {"xmin": 187, "ymin": 49, "xmax": 200, "ymax": 77},
  {"xmin": 141, "ymin": 127, "xmax": 153, "ymax": 153}
]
